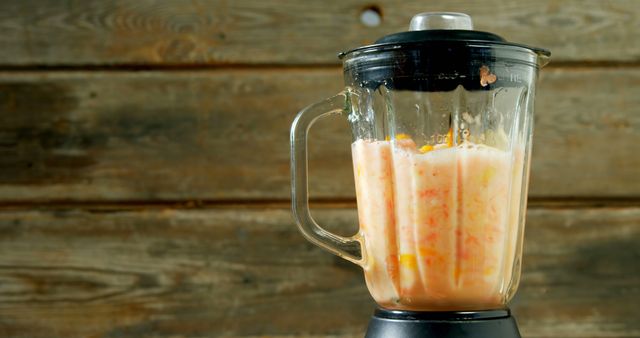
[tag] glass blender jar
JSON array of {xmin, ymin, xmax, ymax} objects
[{"xmin": 291, "ymin": 12, "xmax": 549, "ymax": 338}]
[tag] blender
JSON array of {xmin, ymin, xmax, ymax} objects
[{"xmin": 290, "ymin": 12, "xmax": 549, "ymax": 338}]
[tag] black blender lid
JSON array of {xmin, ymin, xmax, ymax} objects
[
  {"xmin": 339, "ymin": 12, "xmax": 550, "ymax": 58},
  {"xmin": 339, "ymin": 12, "xmax": 550, "ymax": 91}
]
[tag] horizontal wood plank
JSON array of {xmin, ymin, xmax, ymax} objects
[
  {"xmin": 0, "ymin": 206, "xmax": 636, "ymax": 337},
  {"xmin": 0, "ymin": 0, "xmax": 638, "ymax": 65},
  {"xmin": 0, "ymin": 68, "xmax": 638, "ymax": 202}
]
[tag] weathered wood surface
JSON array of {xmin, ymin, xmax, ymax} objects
[
  {"xmin": 0, "ymin": 206, "xmax": 636, "ymax": 338},
  {"xmin": 0, "ymin": 68, "xmax": 638, "ymax": 202},
  {"xmin": 0, "ymin": 1, "xmax": 636, "ymax": 338},
  {"xmin": 0, "ymin": 0, "xmax": 638, "ymax": 66}
]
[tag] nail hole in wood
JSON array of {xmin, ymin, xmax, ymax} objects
[{"xmin": 361, "ymin": 5, "xmax": 382, "ymax": 27}]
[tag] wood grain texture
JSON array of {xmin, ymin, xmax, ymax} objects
[
  {"xmin": 0, "ymin": 0, "xmax": 638, "ymax": 66},
  {"xmin": 0, "ymin": 68, "xmax": 638, "ymax": 202},
  {"xmin": 0, "ymin": 3, "xmax": 635, "ymax": 338},
  {"xmin": 0, "ymin": 206, "xmax": 636, "ymax": 338}
]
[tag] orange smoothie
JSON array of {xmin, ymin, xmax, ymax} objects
[{"xmin": 352, "ymin": 136, "xmax": 525, "ymax": 311}]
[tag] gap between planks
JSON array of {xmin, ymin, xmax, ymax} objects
[
  {"xmin": 0, "ymin": 60, "xmax": 638, "ymax": 72},
  {"xmin": 0, "ymin": 197, "xmax": 638, "ymax": 212}
]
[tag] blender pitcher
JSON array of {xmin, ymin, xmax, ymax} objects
[{"xmin": 291, "ymin": 12, "xmax": 549, "ymax": 337}]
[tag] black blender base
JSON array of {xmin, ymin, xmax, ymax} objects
[{"xmin": 365, "ymin": 308, "xmax": 521, "ymax": 338}]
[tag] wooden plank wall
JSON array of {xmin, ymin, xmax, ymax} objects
[{"xmin": 0, "ymin": 1, "xmax": 638, "ymax": 337}]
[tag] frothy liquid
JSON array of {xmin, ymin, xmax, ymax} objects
[{"xmin": 352, "ymin": 139, "xmax": 525, "ymax": 311}]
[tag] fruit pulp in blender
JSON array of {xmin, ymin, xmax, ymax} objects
[{"xmin": 352, "ymin": 135, "xmax": 524, "ymax": 311}]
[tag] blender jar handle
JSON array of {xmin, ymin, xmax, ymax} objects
[{"xmin": 290, "ymin": 91, "xmax": 364, "ymax": 266}]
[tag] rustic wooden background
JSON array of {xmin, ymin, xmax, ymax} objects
[{"xmin": 0, "ymin": 1, "xmax": 638, "ymax": 337}]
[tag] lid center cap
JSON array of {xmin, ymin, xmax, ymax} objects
[{"xmin": 409, "ymin": 12, "xmax": 474, "ymax": 31}]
